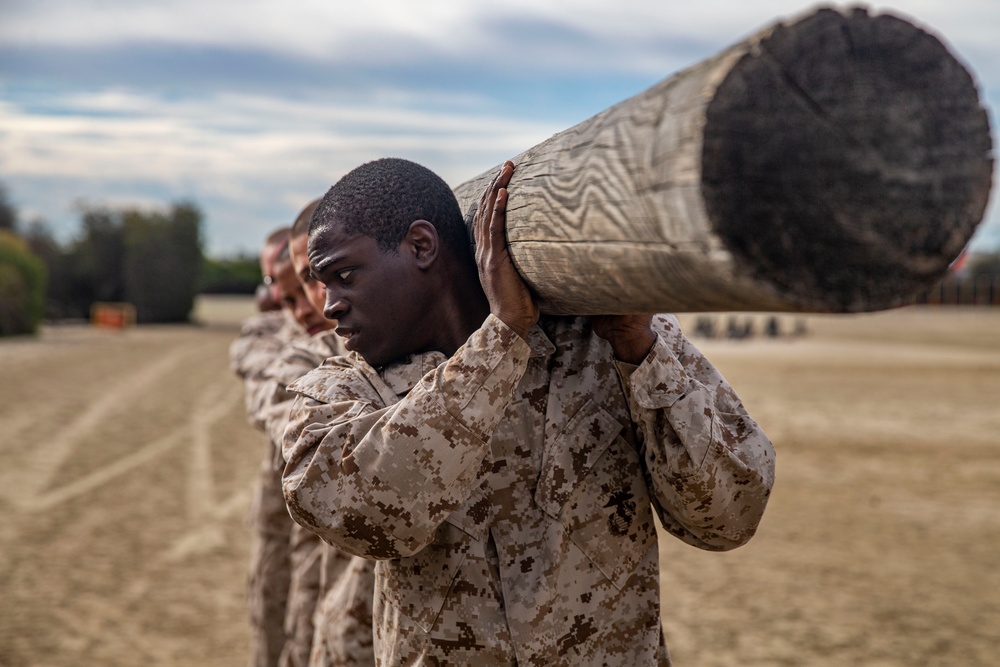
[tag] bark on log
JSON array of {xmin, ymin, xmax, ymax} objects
[{"xmin": 453, "ymin": 6, "xmax": 993, "ymax": 314}]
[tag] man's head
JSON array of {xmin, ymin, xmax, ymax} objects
[
  {"xmin": 289, "ymin": 198, "xmax": 326, "ymax": 317},
  {"xmin": 310, "ymin": 157, "xmax": 469, "ymax": 257},
  {"xmin": 308, "ymin": 158, "xmax": 475, "ymax": 367},
  {"xmin": 259, "ymin": 227, "xmax": 291, "ymax": 307},
  {"xmin": 272, "ymin": 241, "xmax": 333, "ymax": 337}
]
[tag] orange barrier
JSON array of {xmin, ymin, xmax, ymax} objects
[{"xmin": 90, "ymin": 302, "xmax": 137, "ymax": 330}]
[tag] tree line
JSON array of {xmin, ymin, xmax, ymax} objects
[{"xmin": 0, "ymin": 183, "xmax": 262, "ymax": 336}]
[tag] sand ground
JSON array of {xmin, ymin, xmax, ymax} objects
[{"xmin": 0, "ymin": 297, "xmax": 997, "ymax": 666}]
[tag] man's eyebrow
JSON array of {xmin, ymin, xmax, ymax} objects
[
  {"xmin": 310, "ymin": 254, "xmax": 342, "ymax": 274},
  {"xmin": 311, "ymin": 239, "xmax": 359, "ymax": 273}
]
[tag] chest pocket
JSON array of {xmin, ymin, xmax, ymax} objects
[{"xmin": 534, "ymin": 399, "xmax": 657, "ymax": 590}]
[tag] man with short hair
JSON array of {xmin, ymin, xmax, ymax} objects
[
  {"xmin": 282, "ymin": 158, "xmax": 775, "ymax": 665},
  {"xmin": 230, "ymin": 227, "xmax": 296, "ymax": 409},
  {"xmin": 260, "ymin": 238, "xmax": 336, "ymax": 667},
  {"xmin": 230, "ymin": 227, "xmax": 300, "ymax": 667},
  {"xmin": 268, "ymin": 202, "xmax": 375, "ymax": 667}
]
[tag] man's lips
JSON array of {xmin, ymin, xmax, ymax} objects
[{"xmin": 336, "ymin": 327, "xmax": 357, "ymax": 349}]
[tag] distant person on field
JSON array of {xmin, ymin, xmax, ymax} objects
[{"xmin": 280, "ymin": 158, "xmax": 776, "ymax": 664}]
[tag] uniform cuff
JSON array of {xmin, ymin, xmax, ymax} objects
[{"xmin": 625, "ymin": 334, "xmax": 692, "ymax": 410}]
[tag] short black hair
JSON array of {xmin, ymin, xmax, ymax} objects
[
  {"xmin": 291, "ymin": 199, "xmax": 320, "ymax": 239},
  {"xmin": 312, "ymin": 158, "xmax": 467, "ymax": 255}
]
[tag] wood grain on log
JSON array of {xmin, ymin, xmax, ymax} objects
[{"xmin": 454, "ymin": 7, "xmax": 993, "ymax": 314}]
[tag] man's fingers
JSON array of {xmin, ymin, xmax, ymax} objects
[
  {"xmin": 494, "ymin": 187, "xmax": 508, "ymax": 213},
  {"xmin": 489, "ymin": 188, "xmax": 508, "ymax": 246}
]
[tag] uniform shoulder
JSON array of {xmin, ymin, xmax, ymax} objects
[
  {"xmin": 238, "ymin": 310, "xmax": 286, "ymax": 337},
  {"xmin": 287, "ymin": 354, "xmax": 380, "ymax": 406},
  {"xmin": 262, "ymin": 329, "xmax": 338, "ymax": 385}
]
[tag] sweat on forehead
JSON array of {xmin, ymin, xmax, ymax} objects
[{"xmin": 310, "ymin": 157, "xmax": 467, "ymax": 254}]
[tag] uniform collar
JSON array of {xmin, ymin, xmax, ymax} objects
[
  {"xmin": 376, "ymin": 322, "xmax": 555, "ymax": 397},
  {"xmin": 380, "ymin": 351, "xmax": 448, "ymax": 396}
]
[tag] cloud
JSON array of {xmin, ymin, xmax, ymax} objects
[
  {"xmin": 1, "ymin": 0, "xmax": 998, "ymax": 255},
  {"xmin": 0, "ymin": 84, "xmax": 563, "ymax": 253},
  {"xmin": 2, "ymin": 1, "xmax": 995, "ymax": 74}
]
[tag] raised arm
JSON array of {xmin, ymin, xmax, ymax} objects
[
  {"xmin": 619, "ymin": 315, "xmax": 776, "ymax": 551},
  {"xmin": 282, "ymin": 317, "xmax": 531, "ymax": 560}
]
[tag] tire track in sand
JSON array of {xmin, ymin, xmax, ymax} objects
[
  {"xmin": 0, "ymin": 348, "xmax": 194, "ymax": 510},
  {"xmin": 164, "ymin": 378, "xmax": 252, "ymax": 562}
]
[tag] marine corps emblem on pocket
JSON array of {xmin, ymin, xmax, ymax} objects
[{"xmin": 604, "ymin": 488, "xmax": 637, "ymax": 536}]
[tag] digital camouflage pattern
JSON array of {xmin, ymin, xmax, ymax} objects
[
  {"xmin": 232, "ymin": 310, "xmax": 303, "ymax": 667},
  {"xmin": 308, "ymin": 545, "xmax": 376, "ymax": 666},
  {"xmin": 258, "ymin": 330, "xmax": 375, "ymax": 667},
  {"xmin": 279, "ymin": 523, "xmax": 324, "ymax": 667},
  {"xmin": 230, "ymin": 310, "xmax": 301, "ymax": 426},
  {"xmin": 283, "ymin": 314, "xmax": 775, "ymax": 666}
]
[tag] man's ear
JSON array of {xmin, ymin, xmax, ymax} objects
[{"xmin": 406, "ymin": 220, "xmax": 439, "ymax": 270}]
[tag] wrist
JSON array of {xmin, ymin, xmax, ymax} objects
[
  {"xmin": 610, "ymin": 330, "xmax": 656, "ymax": 365},
  {"xmin": 493, "ymin": 308, "xmax": 538, "ymax": 341}
]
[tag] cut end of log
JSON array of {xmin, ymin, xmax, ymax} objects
[{"xmin": 702, "ymin": 6, "xmax": 993, "ymax": 312}]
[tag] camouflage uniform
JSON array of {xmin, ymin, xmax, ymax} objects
[
  {"xmin": 230, "ymin": 310, "xmax": 300, "ymax": 423},
  {"xmin": 283, "ymin": 314, "xmax": 776, "ymax": 666},
  {"xmin": 231, "ymin": 309, "xmax": 303, "ymax": 667},
  {"xmin": 260, "ymin": 332, "xmax": 375, "ymax": 667},
  {"xmin": 279, "ymin": 524, "xmax": 325, "ymax": 667},
  {"xmin": 308, "ymin": 545, "xmax": 376, "ymax": 666}
]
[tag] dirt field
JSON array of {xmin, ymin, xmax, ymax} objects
[{"xmin": 1, "ymin": 297, "xmax": 997, "ymax": 666}]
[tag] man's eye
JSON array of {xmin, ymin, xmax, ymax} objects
[{"xmin": 337, "ymin": 269, "xmax": 354, "ymax": 281}]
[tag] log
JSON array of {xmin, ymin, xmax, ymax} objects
[{"xmin": 453, "ymin": 6, "xmax": 993, "ymax": 315}]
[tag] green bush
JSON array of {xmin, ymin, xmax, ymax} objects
[{"xmin": 0, "ymin": 231, "xmax": 47, "ymax": 336}]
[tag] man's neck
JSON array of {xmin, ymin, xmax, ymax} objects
[{"xmin": 424, "ymin": 268, "xmax": 491, "ymax": 358}]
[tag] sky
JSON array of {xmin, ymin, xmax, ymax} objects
[{"xmin": 1, "ymin": 0, "xmax": 998, "ymax": 258}]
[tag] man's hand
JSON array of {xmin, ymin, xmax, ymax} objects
[
  {"xmin": 474, "ymin": 160, "xmax": 539, "ymax": 340},
  {"xmin": 592, "ymin": 314, "xmax": 656, "ymax": 365}
]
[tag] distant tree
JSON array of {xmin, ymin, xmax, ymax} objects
[
  {"xmin": 23, "ymin": 220, "xmax": 64, "ymax": 315},
  {"xmin": 78, "ymin": 207, "xmax": 127, "ymax": 304},
  {"xmin": 8, "ymin": 200, "xmax": 205, "ymax": 323},
  {"xmin": 0, "ymin": 184, "xmax": 17, "ymax": 233},
  {"xmin": 19, "ymin": 214, "xmax": 89, "ymax": 320},
  {"xmin": 122, "ymin": 202, "xmax": 204, "ymax": 322},
  {"xmin": 0, "ymin": 231, "xmax": 46, "ymax": 335}
]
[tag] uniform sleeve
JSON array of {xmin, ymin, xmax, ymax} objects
[
  {"xmin": 256, "ymin": 343, "xmax": 328, "ymax": 445},
  {"xmin": 282, "ymin": 315, "xmax": 532, "ymax": 560},
  {"xmin": 231, "ymin": 315, "xmax": 305, "ymax": 424},
  {"xmin": 619, "ymin": 314, "xmax": 776, "ymax": 551}
]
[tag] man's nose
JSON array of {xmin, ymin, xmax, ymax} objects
[{"xmin": 324, "ymin": 290, "xmax": 347, "ymax": 321}]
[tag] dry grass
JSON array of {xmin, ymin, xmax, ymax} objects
[{"xmin": 1, "ymin": 298, "xmax": 997, "ymax": 666}]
